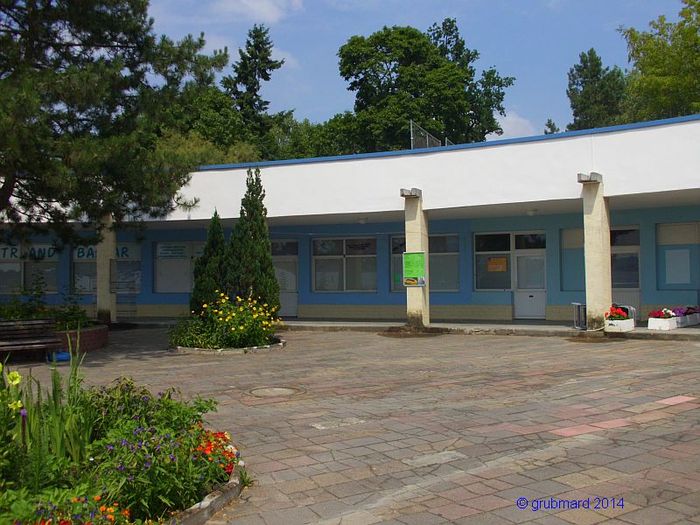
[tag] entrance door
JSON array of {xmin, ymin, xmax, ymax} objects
[
  {"xmin": 514, "ymin": 253, "xmax": 546, "ymax": 319},
  {"xmin": 272, "ymin": 256, "xmax": 298, "ymax": 317}
]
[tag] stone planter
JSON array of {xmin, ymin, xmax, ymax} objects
[
  {"xmin": 172, "ymin": 338, "xmax": 285, "ymax": 355},
  {"xmin": 605, "ymin": 318, "xmax": 635, "ymax": 333},
  {"xmin": 175, "ymin": 464, "xmax": 245, "ymax": 525},
  {"xmin": 648, "ymin": 317, "xmax": 679, "ymax": 331},
  {"xmin": 57, "ymin": 324, "xmax": 109, "ymax": 352},
  {"xmin": 690, "ymin": 313, "xmax": 700, "ymax": 325},
  {"xmin": 677, "ymin": 315, "xmax": 690, "ymax": 327}
]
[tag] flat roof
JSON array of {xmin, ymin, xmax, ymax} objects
[{"xmin": 198, "ymin": 113, "xmax": 700, "ymax": 172}]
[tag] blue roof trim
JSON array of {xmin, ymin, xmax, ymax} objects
[{"xmin": 198, "ymin": 113, "xmax": 700, "ymax": 172}]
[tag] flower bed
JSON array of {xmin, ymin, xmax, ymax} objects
[
  {"xmin": 604, "ymin": 305, "xmax": 635, "ymax": 333},
  {"xmin": 648, "ymin": 306, "xmax": 700, "ymax": 330},
  {"xmin": 0, "ymin": 358, "xmax": 244, "ymax": 524},
  {"xmin": 172, "ymin": 337, "xmax": 286, "ymax": 355},
  {"xmin": 170, "ymin": 292, "xmax": 281, "ymax": 350}
]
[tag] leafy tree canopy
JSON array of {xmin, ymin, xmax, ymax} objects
[
  {"xmin": 620, "ymin": 0, "xmax": 700, "ymax": 121},
  {"xmin": 566, "ymin": 48, "xmax": 626, "ymax": 131},
  {"xmin": 335, "ymin": 18, "xmax": 514, "ymax": 152},
  {"xmin": 0, "ymin": 0, "xmax": 229, "ymax": 241}
]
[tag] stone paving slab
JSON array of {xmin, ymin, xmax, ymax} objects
[{"xmin": 12, "ymin": 328, "xmax": 700, "ymax": 524}]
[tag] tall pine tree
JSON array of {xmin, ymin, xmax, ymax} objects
[
  {"xmin": 226, "ymin": 169, "xmax": 280, "ymax": 311},
  {"xmin": 191, "ymin": 211, "xmax": 227, "ymax": 311}
]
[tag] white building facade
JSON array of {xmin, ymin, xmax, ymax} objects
[{"xmin": 2, "ymin": 115, "xmax": 699, "ymax": 327}]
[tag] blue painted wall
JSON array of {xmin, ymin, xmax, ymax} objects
[{"xmin": 2, "ymin": 205, "xmax": 699, "ymax": 311}]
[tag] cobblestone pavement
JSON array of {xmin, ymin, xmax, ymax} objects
[{"xmin": 15, "ymin": 328, "xmax": 700, "ymax": 524}]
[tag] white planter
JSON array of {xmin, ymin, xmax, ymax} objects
[
  {"xmin": 677, "ymin": 315, "xmax": 690, "ymax": 327},
  {"xmin": 647, "ymin": 317, "xmax": 679, "ymax": 331},
  {"xmin": 605, "ymin": 318, "xmax": 635, "ymax": 333},
  {"xmin": 689, "ymin": 313, "xmax": 700, "ymax": 326}
]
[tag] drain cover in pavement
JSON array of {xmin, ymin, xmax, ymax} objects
[{"xmin": 249, "ymin": 386, "xmax": 301, "ymax": 397}]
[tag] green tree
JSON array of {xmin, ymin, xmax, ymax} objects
[
  {"xmin": 620, "ymin": 0, "xmax": 700, "ymax": 121},
  {"xmin": 0, "ymin": 1, "xmax": 228, "ymax": 241},
  {"xmin": 191, "ymin": 211, "xmax": 227, "ymax": 311},
  {"xmin": 566, "ymin": 48, "xmax": 627, "ymax": 131},
  {"xmin": 544, "ymin": 119, "xmax": 560, "ymax": 134},
  {"xmin": 225, "ymin": 169, "xmax": 280, "ymax": 311},
  {"xmin": 337, "ymin": 19, "xmax": 513, "ymax": 151},
  {"xmin": 222, "ymin": 25, "xmax": 284, "ymax": 140}
]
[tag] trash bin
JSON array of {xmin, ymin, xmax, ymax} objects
[{"xmin": 572, "ymin": 302, "xmax": 587, "ymax": 330}]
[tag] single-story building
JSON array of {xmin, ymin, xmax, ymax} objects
[{"xmin": 2, "ymin": 114, "xmax": 699, "ymax": 328}]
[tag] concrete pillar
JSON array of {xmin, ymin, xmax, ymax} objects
[
  {"xmin": 403, "ymin": 190, "xmax": 430, "ymax": 328},
  {"xmin": 580, "ymin": 174, "xmax": 612, "ymax": 330},
  {"xmin": 96, "ymin": 213, "xmax": 117, "ymax": 323}
]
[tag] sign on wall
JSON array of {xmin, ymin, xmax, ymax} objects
[
  {"xmin": 73, "ymin": 243, "xmax": 141, "ymax": 261},
  {"xmin": 487, "ymin": 256, "xmax": 508, "ymax": 272},
  {"xmin": 402, "ymin": 252, "xmax": 426, "ymax": 287}
]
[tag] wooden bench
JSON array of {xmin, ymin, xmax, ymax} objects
[{"xmin": 0, "ymin": 319, "xmax": 62, "ymax": 360}]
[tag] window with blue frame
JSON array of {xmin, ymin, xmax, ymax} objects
[
  {"xmin": 313, "ymin": 238, "xmax": 376, "ymax": 292},
  {"xmin": 391, "ymin": 235, "xmax": 459, "ymax": 292}
]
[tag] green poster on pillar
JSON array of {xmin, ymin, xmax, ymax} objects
[{"xmin": 402, "ymin": 252, "xmax": 426, "ymax": 287}]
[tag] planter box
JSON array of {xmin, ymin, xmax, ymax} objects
[
  {"xmin": 688, "ymin": 313, "xmax": 700, "ymax": 326},
  {"xmin": 677, "ymin": 315, "xmax": 690, "ymax": 327},
  {"xmin": 647, "ymin": 317, "xmax": 679, "ymax": 331},
  {"xmin": 605, "ymin": 318, "xmax": 635, "ymax": 333},
  {"xmin": 58, "ymin": 324, "xmax": 109, "ymax": 352}
]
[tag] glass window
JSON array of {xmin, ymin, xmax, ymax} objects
[
  {"xmin": 475, "ymin": 233, "xmax": 510, "ymax": 252},
  {"xmin": 346, "ymin": 257, "xmax": 376, "ymax": 291},
  {"xmin": 611, "ymin": 229, "xmax": 640, "ymax": 246},
  {"xmin": 516, "ymin": 255, "xmax": 546, "ymax": 289},
  {"xmin": 0, "ymin": 263, "xmax": 22, "ymax": 294},
  {"xmin": 391, "ymin": 237, "xmax": 406, "ymax": 255},
  {"xmin": 112, "ymin": 260, "xmax": 141, "ymax": 293},
  {"xmin": 313, "ymin": 239, "xmax": 377, "ymax": 292},
  {"xmin": 612, "ymin": 253, "xmax": 639, "ymax": 288},
  {"xmin": 314, "ymin": 258, "xmax": 343, "ymax": 291},
  {"xmin": 515, "ymin": 233, "xmax": 546, "ymax": 250},
  {"xmin": 430, "ymin": 254, "xmax": 459, "ymax": 290},
  {"xmin": 313, "ymin": 239, "xmax": 343, "ymax": 256},
  {"xmin": 346, "ymin": 238, "xmax": 376, "ymax": 255},
  {"xmin": 391, "ymin": 235, "xmax": 459, "ymax": 292},
  {"xmin": 475, "ymin": 254, "xmax": 511, "ymax": 289},
  {"xmin": 273, "ymin": 259, "xmax": 298, "ymax": 292},
  {"xmin": 271, "ymin": 240, "xmax": 298, "ymax": 256},
  {"xmin": 155, "ymin": 242, "xmax": 202, "ymax": 293},
  {"xmin": 430, "ymin": 235, "xmax": 460, "ymax": 253},
  {"xmin": 73, "ymin": 261, "xmax": 97, "ymax": 294}
]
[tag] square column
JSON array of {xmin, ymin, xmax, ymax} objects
[
  {"xmin": 96, "ymin": 213, "xmax": 117, "ymax": 323},
  {"xmin": 579, "ymin": 173, "xmax": 612, "ymax": 330},
  {"xmin": 402, "ymin": 188, "xmax": 430, "ymax": 328}
]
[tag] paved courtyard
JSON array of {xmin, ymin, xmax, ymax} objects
[{"xmin": 16, "ymin": 328, "xmax": 700, "ymax": 524}]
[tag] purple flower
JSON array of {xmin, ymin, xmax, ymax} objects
[
  {"xmin": 117, "ymin": 464, "xmax": 125, "ymax": 471},
  {"xmin": 120, "ymin": 438, "xmax": 128, "ymax": 446},
  {"xmin": 169, "ymin": 454, "xmax": 176, "ymax": 461},
  {"xmin": 144, "ymin": 461, "xmax": 152, "ymax": 469},
  {"xmin": 106, "ymin": 444, "xmax": 114, "ymax": 452},
  {"xmin": 20, "ymin": 408, "xmax": 27, "ymax": 417}
]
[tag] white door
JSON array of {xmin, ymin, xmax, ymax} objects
[
  {"xmin": 273, "ymin": 256, "xmax": 298, "ymax": 317},
  {"xmin": 514, "ymin": 253, "xmax": 546, "ymax": 319}
]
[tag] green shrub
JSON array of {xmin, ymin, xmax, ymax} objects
[
  {"xmin": 0, "ymin": 357, "xmax": 239, "ymax": 523},
  {"xmin": 170, "ymin": 292, "xmax": 280, "ymax": 349}
]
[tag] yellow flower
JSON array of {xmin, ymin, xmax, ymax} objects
[
  {"xmin": 7, "ymin": 371, "xmax": 21, "ymax": 386},
  {"xmin": 263, "ymin": 303, "xmax": 268, "ymax": 307},
  {"xmin": 8, "ymin": 400, "xmax": 22, "ymax": 411},
  {"xmin": 220, "ymin": 292, "xmax": 225, "ymax": 297},
  {"xmin": 202, "ymin": 304, "xmax": 208, "ymax": 308}
]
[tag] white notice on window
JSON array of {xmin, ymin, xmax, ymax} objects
[{"xmin": 665, "ymin": 249, "xmax": 691, "ymax": 284}]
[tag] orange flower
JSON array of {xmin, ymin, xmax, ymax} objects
[
  {"xmin": 94, "ymin": 495, "xmax": 102, "ymax": 502},
  {"xmin": 107, "ymin": 514, "xmax": 115, "ymax": 522},
  {"xmin": 100, "ymin": 505, "xmax": 107, "ymax": 512}
]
